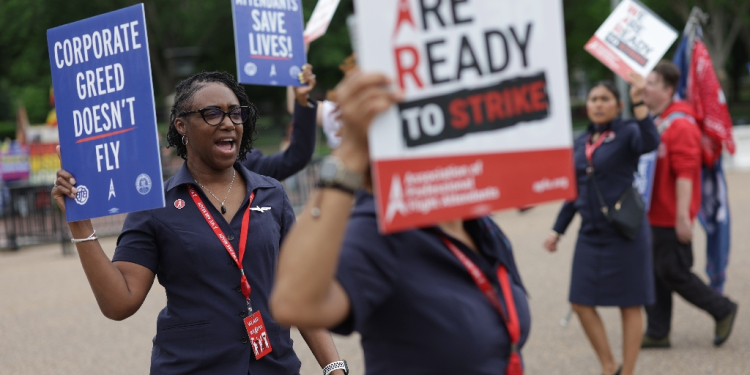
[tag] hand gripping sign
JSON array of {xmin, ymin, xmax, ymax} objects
[
  {"xmin": 47, "ymin": 4, "xmax": 165, "ymax": 222},
  {"xmin": 355, "ymin": 0, "xmax": 576, "ymax": 234},
  {"xmin": 584, "ymin": 0, "xmax": 677, "ymax": 82},
  {"xmin": 232, "ymin": 0, "xmax": 308, "ymax": 87}
]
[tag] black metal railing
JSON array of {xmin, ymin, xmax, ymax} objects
[
  {"xmin": 1, "ymin": 182, "xmax": 126, "ymax": 255},
  {"xmin": 282, "ymin": 158, "xmax": 322, "ymax": 214}
]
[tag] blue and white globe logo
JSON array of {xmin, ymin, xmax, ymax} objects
[
  {"xmin": 75, "ymin": 185, "xmax": 90, "ymax": 205},
  {"xmin": 289, "ymin": 65, "xmax": 301, "ymax": 79},
  {"xmin": 136, "ymin": 174, "xmax": 152, "ymax": 195},
  {"xmin": 244, "ymin": 62, "xmax": 258, "ymax": 77}
]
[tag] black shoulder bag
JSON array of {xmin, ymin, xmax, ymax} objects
[
  {"xmin": 585, "ymin": 129, "xmax": 644, "ymax": 241},
  {"xmin": 589, "ymin": 172, "xmax": 645, "ymax": 240}
]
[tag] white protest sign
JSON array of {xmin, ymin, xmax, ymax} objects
[
  {"xmin": 355, "ymin": 0, "xmax": 576, "ymax": 234},
  {"xmin": 304, "ymin": 0, "xmax": 342, "ymax": 44},
  {"xmin": 585, "ymin": 0, "xmax": 677, "ymax": 81}
]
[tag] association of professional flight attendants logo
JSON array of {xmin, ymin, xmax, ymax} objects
[
  {"xmin": 289, "ymin": 65, "xmax": 300, "ymax": 78},
  {"xmin": 75, "ymin": 185, "xmax": 90, "ymax": 205},
  {"xmin": 136, "ymin": 173, "xmax": 152, "ymax": 195},
  {"xmin": 244, "ymin": 62, "xmax": 258, "ymax": 76}
]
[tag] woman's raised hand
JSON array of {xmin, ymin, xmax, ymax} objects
[
  {"xmin": 333, "ymin": 69, "xmax": 403, "ymax": 173},
  {"xmin": 293, "ymin": 64, "xmax": 317, "ymax": 105},
  {"xmin": 628, "ymin": 72, "xmax": 646, "ymax": 103},
  {"xmin": 51, "ymin": 145, "xmax": 77, "ymax": 214}
]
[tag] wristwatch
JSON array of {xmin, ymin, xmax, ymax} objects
[
  {"xmin": 318, "ymin": 156, "xmax": 363, "ymax": 195},
  {"xmin": 323, "ymin": 360, "xmax": 349, "ymax": 375}
]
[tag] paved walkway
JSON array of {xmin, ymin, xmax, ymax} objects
[{"xmin": 2, "ymin": 172, "xmax": 749, "ymax": 374}]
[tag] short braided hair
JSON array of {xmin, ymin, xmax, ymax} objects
[{"xmin": 167, "ymin": 71, "xmax": 258, "ymax": 161}]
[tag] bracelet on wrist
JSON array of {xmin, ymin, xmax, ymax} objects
[
  {"xmin": 71, "ymin": 230, "xmax": 98, "ymax": 244},
  {"xmin": 323, "ymin": 360, "xmax": 348, "ymax": 375}
]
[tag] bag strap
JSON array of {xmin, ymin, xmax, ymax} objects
[
  {"xmin": 589, "ymin": 170, "xmax": 611, "ymax": 220},
  {"xmin": 585, "ymin": 131, "xmax": 612, "ymax": 220}
]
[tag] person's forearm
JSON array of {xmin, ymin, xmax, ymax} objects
[
  {"xmin": 286, "ymin": 86, "xmax": 295, "ymax": 115},
  {"xmin": 299, "ymin": 327, "xmax": 345, "ymax": 374},
  {"xmin": 69, "ymin": 221, "xmax": 147, "ymax": 320},
  {"xmin": 675, "ymin": 177, "xmax": 693, "ymax": 222},
  {"xmin": 636, "ymin": 115, "xmax": 660, "ymax": 153},
  {"xmin": 271, "ymin": 187, "xmax": 354, "ymax": 324},
  {"xmin": 287, "ymin": 101, "xmax": 318, "ymax": 163},
  {"xmin": 552, "ymin": 200, "xmax": 577, "ymax": 235}
]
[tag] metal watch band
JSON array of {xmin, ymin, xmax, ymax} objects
[
  {"xmin": 316, "ymin": 181, "xmax": 357, "ymax": 195},
  {"xmin": 318, "ymin": 156, "xmax": 363, "ymax": 193},
  {"xmin": 323, "ymin": 360, "xmax": 348, "ymax": 375}
]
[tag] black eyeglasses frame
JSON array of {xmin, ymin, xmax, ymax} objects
[{"xmin": 178, "ymin": 105, "xmax": 254, "ymax": 126}]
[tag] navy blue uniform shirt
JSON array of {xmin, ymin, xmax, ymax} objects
[
  {"xmin": 113, "ymin": 162, "xmax": 300, "ymax": 375},
  {"xmin": 241, "ymin": 101, "xmax": 317, "ymax": 181},
  {"xmin": 333, "ymin": 192, "xmax": 531, "ymax": 375},
  {"xmin": 554, "ymin": 116, "xmax": 660, "ymax": 236}
]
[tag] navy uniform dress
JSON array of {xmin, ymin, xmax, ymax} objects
[
  {"xmin": 333, "ymin": 193, "xmax": 531, "ymax": 375},
  {"xmin": 241, "ymin": 101, "xmax": 317, "ymax": 181},
  {"xmin": 553, "ymin": 116, "xmax": 660, "ymax": 307},
  {"xmin": 113, "ymin": 162, "xmax": 300, "ymax": 375}
]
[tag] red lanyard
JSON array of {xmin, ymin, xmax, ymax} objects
[
  {"xmin": 187, "ymin": 185, "xmax": 256, "ymax": 312},
  {"xmin": 584, "ymin": 130, "xmax": 611, "ymax": 174},
  {"xmin": 438, "ymin": 235, "xmax": 523, "ymax": 375}
]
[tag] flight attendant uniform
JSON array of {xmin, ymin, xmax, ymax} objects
[
  {"xmin": 114, "ymin": 162, "xmax": 301, "ymax": 375},
  {"xmin": 332, "ymin": 192, "xmax": 531, "ymax": 375},
  {"xmin": 553, "ymin": 116, "xmax": 660, "ymax": 307}
]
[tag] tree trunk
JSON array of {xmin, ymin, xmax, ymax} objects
[{"xmin": 668, "ymin": 0, "xmax": 750, "ymax": 94}]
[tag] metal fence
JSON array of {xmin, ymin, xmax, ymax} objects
[
  {"xmin": 0, "ymin": 182, "xmax": 126, "ymax": 254},
  {"xmin": 282, "ymin": 158, "xmax": 322, "ymax": 213}
]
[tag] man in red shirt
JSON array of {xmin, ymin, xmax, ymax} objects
[{"xmin": 641, "ymin": 61, "xmax": 738, "ymax": 348}]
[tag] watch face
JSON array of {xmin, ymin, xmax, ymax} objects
[{"xmin": 319, "ymin": 160, "xmax": 338, "ymax": 181}]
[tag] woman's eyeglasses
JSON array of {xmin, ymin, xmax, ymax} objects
[{"xmin": 179, "ymin": 106, "xmax": 253, "ymax": 126}]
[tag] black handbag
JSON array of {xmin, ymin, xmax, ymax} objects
[{"xmin": 589, "ymin": 170, "xmax": 645, "ymax": 240}]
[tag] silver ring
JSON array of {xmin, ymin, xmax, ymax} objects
[{"xmin": 53, "ymin": 179, "xmax": 58, "ymax": 188}]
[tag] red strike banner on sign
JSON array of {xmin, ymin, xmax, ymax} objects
[{"xmin": 355, "ymin": 0, "xmax": 576, "ymax": 233}]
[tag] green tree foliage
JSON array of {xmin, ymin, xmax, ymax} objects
[
  {"xmin": 0, "ymin": 0, "xmax": 356, "ymax": 124},
  {"xmin": 0, "ymin": 0, "xmax": 746, "ymax": 126}
]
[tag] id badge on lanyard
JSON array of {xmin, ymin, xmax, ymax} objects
[
  {"xmin": 438, "ymin": 234, "xmax": 523, "ymax": 375},
  {"xmin": 187, "ymin": 185, "xmax": 273, "ymax": 359}
]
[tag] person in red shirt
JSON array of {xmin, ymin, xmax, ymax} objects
[{"xmin": 641, "ymin": 61, "xmax": 738, "ymax": 348}]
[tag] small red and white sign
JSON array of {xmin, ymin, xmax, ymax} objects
[
  {"xmin": 174, "ymin": 199, "xmax": 186, "ymax": 209},
  {"xmin": 584, "ymin": 0, "xmax": 677, "ymax": 82},
  {"xmin": 245, "ymin": 311, "xmax": 273, "ymax": 359},
  {"xmin": 355, "ymin": 0, "xmax": 576, "ymax": 233},
  {"xmin": 304, "ymin": 0, "xmax": 342, "ymax": 44}
]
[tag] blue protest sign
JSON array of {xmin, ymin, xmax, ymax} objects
[
  {"xmin": 47, "ymin": 4, "xmax": 164, "ymax": 222},
  {"xmin": 634, "ymin": 150, "xmax": 657, "ymax": 211},
  {"xmin": 232, "ymin": 0, "xmax": 307, "ymax": 87}
]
